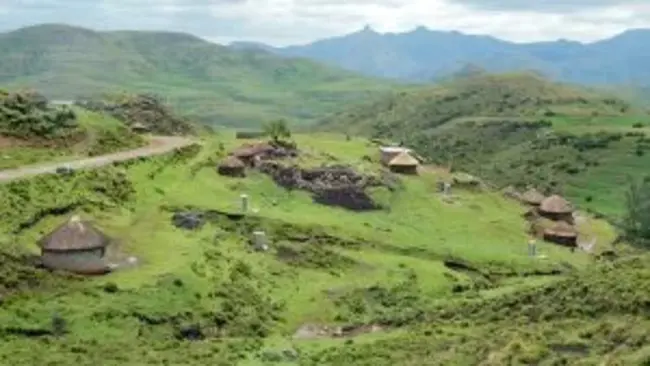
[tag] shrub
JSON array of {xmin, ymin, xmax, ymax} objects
[{"xmin": 622, "ymin": 177, "xmax": 650, "ymax": 248}]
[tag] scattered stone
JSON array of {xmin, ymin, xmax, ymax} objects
[
  {"xmin": 176, "ymin": 324, "xmax": 205, "ymax": 341},
  {"xmin": 258, "ymin": 162, "xmax": 390, "ymax": 211},
  {"xmin": 172, "ymin": 211, "xmax": 205, "ymax": 230},
  {"xmin": 217, "ymin": 156, "xmax": 246, "ymax": 177}
]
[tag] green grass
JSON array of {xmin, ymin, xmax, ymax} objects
[
  {"xmin": 0, "ymin": 131, "xmax": 629, "ymax": 365},
  {"xmin": 0, "ymin": 24, "xmax": 396, "ymax": 128}
]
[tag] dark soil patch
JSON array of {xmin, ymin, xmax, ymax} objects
[
  {"xmin": 275, "ymin": 243, "xmax": 358, "ymax": 272},
  {"xmin": 549, "ymin": 342, "xmax": 590, "ymax": 356},
  {"xmin": 175, "ymin": 324, "xmax": 205, "ymax": 341},
  {"xmin": 258, "ymin": 161, "xmax": 394, "ymax": 211}
]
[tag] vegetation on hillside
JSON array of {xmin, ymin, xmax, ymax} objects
[
  {"xmin": 0, "ymin": 131, "xmax": 630, "ymax": 365},
  {"xmin": 75, "ymin": 93, "xmax": 195, "ymax": 135},
  {"xmin": 320, "ymin": 73, "xmax": 650, "ymax": 215},
  {"xmin": 0, "ymin": 24, "xmax": 395, "ymax": 128},
  {"xmin": 623, "ymin": 177, "xmax": 650, "ymax": 248},
  {"xmin": 0, "ymin": 89, "xmax": 79, "ymax": 141}
]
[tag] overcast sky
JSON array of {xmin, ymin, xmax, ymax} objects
[{"xmin": 0, "ymin": 0, "xmax": 649, "ymax": 46}]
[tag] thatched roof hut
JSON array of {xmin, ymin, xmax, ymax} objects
[
  {"xmin": 543, "ymin": 221, "xmax": 578, "ymax": 246},
  {"xmin": 540, "ymin": 195, "xmax": 573, "ymax": 214},
  {"xmin": 521, "ymin": 188, "xmax": 545, "ymax": 206},
  {"xmin": 217, "ymin": 156, "xmax": 246, "ymax": 177},
  {"xmin": 130, "ymin": 122, "xmax": 150, "ymax": 133},
  {"xmin": 39, "ymin": 216, "xmax": 110, "ymax": 252},
  {"xmin": 388, "ymin": 151, "xmax": 418, "ymax": 174},
  {"xmin": 231, "ymin": 142, "xmax": 274, "ymax": 160},
  {"xmin": 388, "ymin": 151, "xmax": 418, "ymax": 167},
  {"xmin": 38, "ymin": 216, "xmax": 111, "ymax": 274}
]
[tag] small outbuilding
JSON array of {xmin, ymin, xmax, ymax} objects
[
  {"xmin": 543, "ymin": 221, "xmax": 578, "ymax": 247},
  {"xmin": 379, "ymin": 146, "xmax": 413, "ymax": 165},
  {"xmin": 38, "ymin": 216, "xmax": 111, "ymax": 275},
  {"xmin": 217, "ymin": 156, "xmax": 246, "ymax": 177},
  {"xmin": 130, "ymin": 122, "xmax": 150, "ymax": 133},
  {"xmin": 387, "ymin": 151, "xmax": 419, "ymax": 174},
  {"xmin": 521, "ymin": 188, "xmax": 545, "ymax": 206},
  {"xmin": 231, "ymin": 142, "xmax": 275, "ymax": 165},
  {"xmin": 539, "ymin": 195, "xmax": 574, "ymax": 222}
]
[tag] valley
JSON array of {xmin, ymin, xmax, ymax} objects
[{"xmin": 0, "ymin": 22, "xmax": 649, "ymax": 366}]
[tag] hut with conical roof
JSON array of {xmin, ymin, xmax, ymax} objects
[
  {"xmin": 539, "ymin": 195, "xmax": 574, "ymax": 222},
  {"xmin": 217, "ymin": 156, "xmax": 246, "ymax": 177},
  {"xmin": 543, "ymin": 221, "xmax": 578, "ymax": 247},
  {"xmin": 130, "ymin": 122, "xmax": 150, "ymax": 133},
  {"xmin": 38, "ymin": 216, "xmax": 111, "ymax": 275},
  {"xmin": 520, "ymin": 188, "xmax": 545, "ymax": 206},
  {"xmin": 387, "ymin": 151, "xmax": 419, "ymax": 174}
]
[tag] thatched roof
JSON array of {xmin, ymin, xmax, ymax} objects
[
  {"xmin": 38, "ymin": 216, "xmax": 110, "ymax": 252},
  {"xmin": 131, "ymin": 122, "xmax": 149, "ymax": 130},
  {"xmin": 540, "ymin": 195, "xmax": 573, "ymax": 214},
  {"xmin": 388, "ymin": 151, "xmax": 418, "ymax": 167},
  {"xmin": 544, "ymin": 221, "xmax": 578, "ymax": 238},
  {"xmin": 219, "ymin": 156, "xmax": 245, "ymax": 169},
  {"xmin": 521, "ymin": 188, "xmax": 545, "ymax": 205}
]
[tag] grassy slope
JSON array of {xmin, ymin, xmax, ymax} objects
[
  {"xmin": 0, "ymin": 105, "xmax": 145, "ymax": 170},
  {"xmin": 0, "ymin": 131, "xmax": 628, "ymax": 365},
  {"xmin": 319, "ymin": 73, "xmax": 650, "ymax": 216},
  {"xmin": 0, "ymin": 24, "xmax": 395, "ymax": 128}
]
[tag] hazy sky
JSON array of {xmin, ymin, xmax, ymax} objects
[{"xmin": 1, "ymin": 0, "xmax": 649, "ymax": 45}]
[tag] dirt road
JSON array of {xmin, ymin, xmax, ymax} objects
[{"xmin": 0, "ymin": 136, "xmax": 196, "ymax": 183}]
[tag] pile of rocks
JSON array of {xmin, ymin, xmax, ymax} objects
[{"xmin": 258, "ymin": 162, "xmax": 386, "ymax": 211}]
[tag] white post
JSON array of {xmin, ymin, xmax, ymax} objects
[
  {"xmin": 240, "ymin": 194, "xmax": 249, "ymax": 212},
  {"xmin": 443, "ymin": 182, "xmax": 451, "ymax": 196},
  {"xmin": 528, "ymin": 239, "xmax": 537, "ymax": 257},
  {"xmin": 252, "ymin": 231, "xmax": 268, "ymax": 251}
]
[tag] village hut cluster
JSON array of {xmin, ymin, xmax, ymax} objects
[{"xmin": 519, "ymin": 188, "xmax": 579, "ymax": 247}]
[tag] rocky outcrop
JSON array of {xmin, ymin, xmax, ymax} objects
[{"xmin": 258, "ymin": 162, "xmax": 390, "ymax": 211}]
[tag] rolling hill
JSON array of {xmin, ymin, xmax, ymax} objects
[
  {"xmin": 0, "ymin": 24, "xmax": 395, "ymax": 128},
  {"xmin": 0, "ymin": 129, "xmax": 639, "ymax": 365},
  {"xmin": 231, "ymin": 26, "xmax": 650, "ymax": 88},
  {"xmin": 319, "ymin": 72, "xmax": 650, "ymax": 216}
]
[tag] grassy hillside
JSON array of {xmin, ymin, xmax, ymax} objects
[
  {"xmin": 0, "ymin": 131, "xmax": 635, "ymax": 365},
  {"xmin": 319, "ymin": 73, "xmax": 650, "ymax": 216},
  {"xmin": 0, "ymin": 24, "xmax": 395, "ymax": 128},
  {"xmin": 0, "ymin": 89, "xmax": 145, "ymax": 169}
]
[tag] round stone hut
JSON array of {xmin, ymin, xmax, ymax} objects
[
  {"xmin": 217, "ymin": 156, "xmax": 246, "ymax": 177},
  {"xmin": 521, "ymin": 188, "xmax": 546, "ymax": 206},
  {"xmin": 539, "ymin": 195, "xmax": 574, "ymax": 222},
  {"xmin": 38, "ymin": 216, "xmax": 111, "ymax": 275},
  {"xmin": 387, "ymin": 151, "xmax": 419, "ymax": 175},
  {"xmin": 543, "ymin": 221, "xmax": 578, "ymax": 247}
]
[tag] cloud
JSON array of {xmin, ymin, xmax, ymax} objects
[
  {"xmin": 0, "ymin": 0, "xmax": 649, "ymax": 46},
  {"xmin": 451, "ymin": 0, "xmax": 648, "ymax": 13}
]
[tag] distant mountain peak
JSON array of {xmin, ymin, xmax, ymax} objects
[{"xmin": 359, "ymin": 24, "xmax": 377, "ymax": 34}]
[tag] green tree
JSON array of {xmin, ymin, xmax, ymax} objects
[
  {"xmin": 263, "ymin": 119, "xmax": 291, "ymax": 143},
  {"xmin": 622, "ymin": 176, "xmax": 650, "ymax": 248}
]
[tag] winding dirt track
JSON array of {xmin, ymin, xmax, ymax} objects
[{"xmin": 0, "ymin": 136, "xmax": 196, "ymax": 183}]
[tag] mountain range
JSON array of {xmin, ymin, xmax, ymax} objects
[
  {"xmin": 230, "ymin": 25, "xmax": 650, "ymax": 86},
  {"xmin": 0, "ymin": 24, "xmax": 394, "ymax": 127}
]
